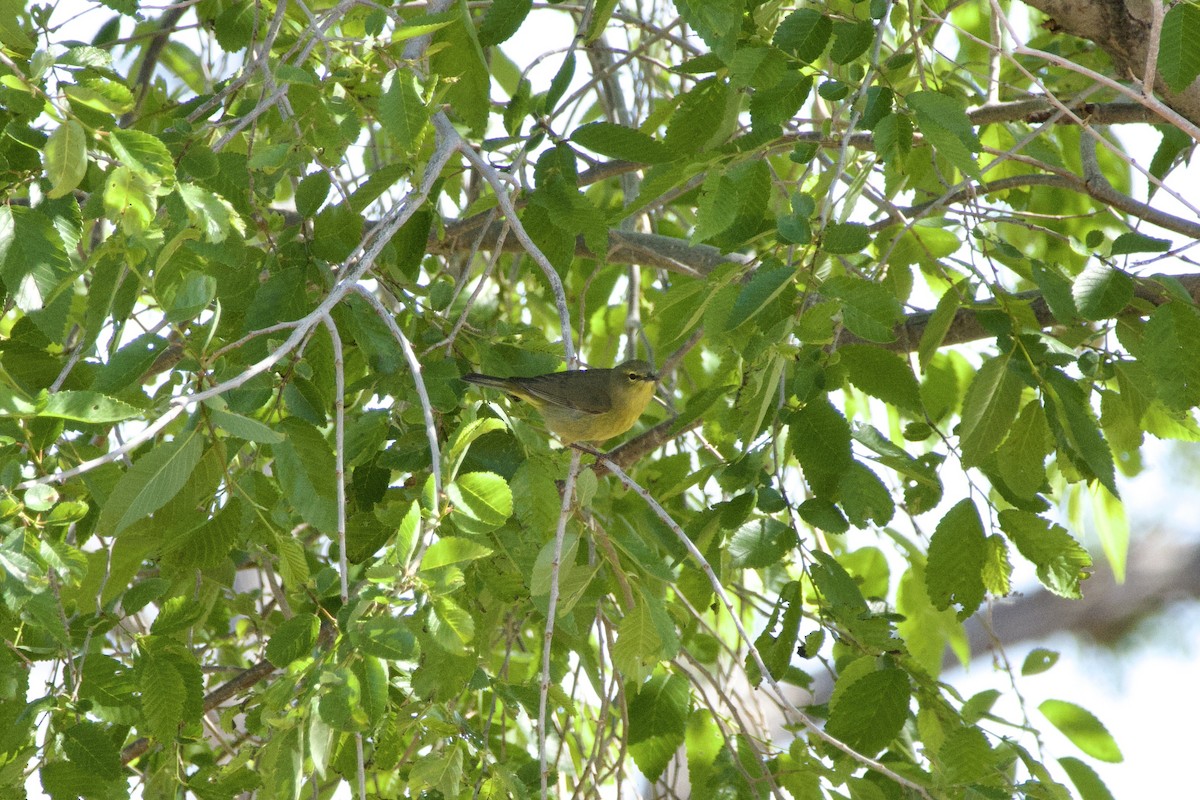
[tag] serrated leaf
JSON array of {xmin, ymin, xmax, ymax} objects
[
  {"xmin": 272, "ymin": 418, "xmax": 338, "ymax": 534},
  {"xmin": 837, "ymin": 461, "xmax": 894, "ymax": 527},
  {"xmin": 821, "ymin": 222, "xmax": 870, "ymax": 254},
  {"xmin": 908, "ymin": 91, "xmax": 981, "ymax": 179},
  {"xmin": 959, "ymin": 352, "xmax": 1023, "ymax": 467},
  {"xmin": 37, "ymin": 390, "xmax": 140, "ymax": 423},
  {"xmin": 789, "ymin": 397, "xmax": 853, "ymax": 497},
  {"xmin": 728, "ymin": 518, "xmax": 797, "ymax": 568},
  {"xmin": 773, "ymin": 9, "xmax": 831, "ymax": 63},
  {"xmin": 825, "ymin": 669, "xmax": 910, "ymax": 754},
  {"xmin": 918, "ymin": 282, "xmax": 965, "ymax": 371},
  {"xmin": 141, "ymin": 654, "xmax": 185, "ymax": 742},
  {"xmin": 447, "ymin": 471, "xmax": 513, "ymax": 534},
  {"xmin": 1158, "ymin": 3, "xmax": 1200, "ymax": 93},
  {"xmin": 750, "ymin": 72, "xmax": 812, "ymax": 130},
  {"xmin": 1072, "ymin": 262, "xmax": 1133, "ymax": 320},
  {"xmin": 177, "ymin": 183, "xmax": 239, "ymax": 244},
  {"xmin": 44, "ymin": 120, "xmax": 88, "ymax": 199},
  {"xmin": 61, "ymin": 722, "xmax": 121, "ymax": 780},
  {"xmin": 379, "ymin": 69, "xmax": 429, "ymax": 152},
  {"xmin": 1044, "ymin": 370, "xmax": 1119, "ymax": 497},
  {"xmin": 109, "ymin": 128, "xmax": 176, "ymax": 190},
  {"xmin": 925, "ymin": 499, "xmax": 986, "ymax": 619},
  {"xmin": 830, "ymin": 20, "xmax": 874, "ymax": 65},
  {"xmin": 265, "ymin": 613, "xmax": 320, "ymax": 667},
  {"xmin": 665, "ymin": 77, "xmax": 735, "ymax": 155},
  {"xmin": 98, "ymin": 430, "xmax": 204, "ymax": 536},
  {"xmin": 1142, "ymin": 301, "xmax": 1200, "ymax": 412},
  {"xmin": 822, "ymin": 275, "xmax": 903, "ymax": 343},
  {"xmin": 995, "ymin": 400, "xmax": 1050, "ymax": 499},
  {"xmin": 838, "ymin": 345, "xmax": 922, "ymax": 412},
  {"xmin": 209, "ymin": 408, "xmax": 285, "ymax": 443},
  {"xmin": 675, "ymin": 0, "xmax": 742, "ymax": 59},
  {"xmin": 420, "ymin": 536, "xmax": 493, "ymax": 571},
  {"xmin": 627, "ymin": 674, "xmax": 690, "ymax": 782},
  {"xmin": 1110, "ymin": 231, "xmax": 1171, "ymax": 255},
  {"xmin": 571, "ymin": 121, "xmax": 671, "ymax": 164},
  {"xmin": 1039, "ymin": 700, "xmax": 1123, "ymax": 763},
  {"xmin": 1059, "ymin": 756, "xmax": 1117, "ymax": 800},
  {"xmin": 477, "ymin": 0, "xmax": 531, "ymax": 46},
  {"xmin": 727, "ymin": 264, "xmax": 793, "ymax": 327}
]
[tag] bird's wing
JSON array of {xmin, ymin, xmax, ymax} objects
[{"xmin": 517, "ymin": 371, "xmax": 612, "ymax": 414}]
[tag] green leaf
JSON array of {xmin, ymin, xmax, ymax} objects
[
  {"xmin": 447, "ymin": 471, "xmax": 513, "ymax": 534},
  {"xmin": 98, "ymin": 430, "xmax": 205, "ymax": 537},
  {"xmin": 36, "ymin": 390, "xmax": 140, "ymax": 423},
  {"xmin": 825, "ymin": 669, "xmax": 910, "ymax": 755},
  {"xmin": 544, "ymin": 51, "xmax": 576, "ymax": 112},
  {"xmin": 209, "ymin": 407, "xmax": 285, "ymax": 443},
  {"xmin": 420, "ymin": 536, "xmax": 493, "ymax": 571},
  {"xmin": 999, "ymin": 510, "xmax": 1092, "ymax": 598},
  {"xmin": 61, "ymin": 722, "xmax": 122, "ymax": 780},
  {"xmin": 838, "ymin": 345, "xmax": 922, "ymax": 412},
  {"xmin": 837, "ymin": 461, "xmax": 895, "ymax": 527},
  {"xmin": 410, "ymin": 744, "xmax": 464, "ymax": 798},
  {"xmin": 789, "ymin": 397, "xmax": 853, "ymax": 497},
  {"xmin": 995, "ymin": 400, "xmax": 1051, "ymax": 499},
  {"xmin": 822, "ymin": 275, "xmax": 903, "ymax": 343},
  {"xmin": 265, "ymin": 613, "xmax": 320, "ymax": 667},
  {"xmin": 925, "ymin": 499, "xmax": 987, "ymax": 619},
  {"xmin": 378, "ymin": 69, "xmax": 429, "ymax": 152},
  {"xmin": 830, "ymin": 20, "xmax": 874, "ymax": 65},
  {"xmin": 477, "ymin": 0, "xmax": 531, "ymax": 46},
  {"xmin": 1090, "ymin": 483, "xmax": 1128, "ymax": 583},
  {"xmin": 959, "ymin": 351, "xmax": 1023, "ymax": 467},
  {"xmin": 821, "ymin": 222, "xmax": 870, "ymax": 254},
  {"xmin": 1072, "ymin": 263, "xmax": 1133, "ymax": 320},
  {"xmin": 1158, "ymin": 3, "xmax": 1200, "ymax": 92},
  {"xmin": 272, "ymin": 417, "xmax": 338, "ymax": 534},
  {"xmin": 177, "ymin": 184, "xmax": 238, "ymax": 243},
  {"xmin": 1059, "ymin": 756, "xmax": 1117, "ymax": 800},
  {"xmin": 108, "ymin": 128, "xmax": 176, "ymax": 190},
  {"xmin": 627, "ymin": 674, "xmax": 690, "ymax": 782},
  {"xmin": 0, "ymin": 205, "xmax": 73, "ymax": 321},
  {"xmin": 295, "ymin": 171, "xmax": 330, "ymax": 217},
  {"xmin": 1038, "ymin": 700, "xmax": 1123, "ymax": 763},
  {"xmin": 664, "ymin": 77, "xmax": 736, "ymax": 155},
  {"xmin": 1142, "ymin": 300, "xmax": 1200, "ymax": 411},
  {"xmin": 749, "ymin": 72, "xmax": 812, "ymax": 130},
  {"xmin": 1110, "ymin": 231, "xmax": 1171, "ymax": 255},
  {"xmin": 728, "ymin": 518, "xmax": 797, "ymax": 568},
  {"xmin": 611, "ymin": 598, "xmax": 678, "ymax": 680},
  {"xmin": 1022, "ymin": 648, "xmax": 1060, "ymax": 676},
  {"xmin": 908, "ymin": 91, "xmax": 981, "ymax": 180},
  {"xmin": 141, "ymin": 652, "xmax": 185, "ymax": 742},
  {"xmin": 675, "ymin": 0, "xmax": 743, "ymax": 60},
  {"xmin": 773, "ymin": 9, "xmax": 831, "ymax": 63},
  {"xmin": 917, "ymin": 282, "xmax": 964, "ymax": 370},
  {"xmin": 430, "ymin": 0, "xmax": 490, "ymax": 134},
  {"xmin": 44, "ymin": 120, "xmax": 88, "ymax": 199},
  {"xmin": 1044, "ymin": 370, "xmax": 1119, "ymax": 497},
  {"xmin": 571, "ymin": 121, "xmax": 671, "ymax": 164},
  {"xmin": 726, "ymin": 264, "xmax": 793, "ymax": 328}
]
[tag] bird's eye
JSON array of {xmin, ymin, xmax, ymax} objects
[{"xmin": 627, "ymin": 372, "xmax": 637, "ymax": 381}]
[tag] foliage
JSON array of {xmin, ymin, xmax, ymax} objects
[{"xmin": 1, "ymin": 0, "xmax": 1198, "ymax": 798}]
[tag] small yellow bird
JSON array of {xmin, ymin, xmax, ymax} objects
[{"xmin": 462, "ymin": 359, "xmax": 658, "ymax": 445}]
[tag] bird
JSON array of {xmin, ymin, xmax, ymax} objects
[{"xmin": 461, "ymin": 359, "xmax": 658, "ymax": 445}]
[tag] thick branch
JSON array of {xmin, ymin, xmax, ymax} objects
[
  {"xmin": 849, "ymin": 274, "xmax": 1200, "ymax": 353},
  {"xmin": 1022, "ymin": 0, "xmax": 1200, "ymax": 130}
]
